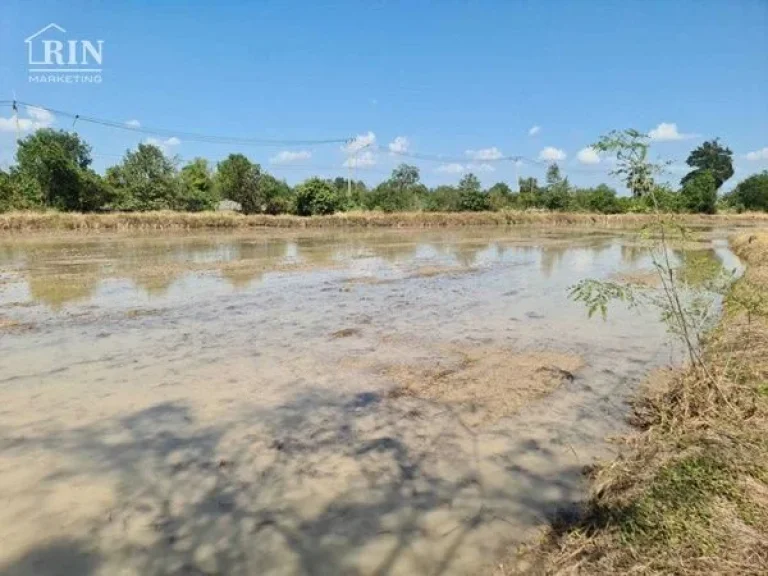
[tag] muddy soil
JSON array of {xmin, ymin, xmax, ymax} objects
[{"xmin": 0, "ymin": 228, "xmax": 739, "ymax": 575}]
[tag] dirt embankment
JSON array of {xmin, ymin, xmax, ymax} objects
[
  {"xmin": 495, "ymin": 232, "xmax": 768, "ymax": 575},
  {"xmin": 2, "ymin": 210, "xmax": 768, "ymax": 233}
]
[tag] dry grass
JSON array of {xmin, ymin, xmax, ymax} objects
[
  {"xmin": 384, "ymin": 346, "xmax": 584, "ymax": 428},
  {"xmin": 2, "ymin": 210, "xmax": 768, "ymax": 233},
  {"xmin": 494, "ymin": 232, "xmax": 768, "ymax": 575}
]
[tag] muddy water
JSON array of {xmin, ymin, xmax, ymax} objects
[{"xmin": 0, "ymin": 228, "xmax": 737, "ymax": 576}]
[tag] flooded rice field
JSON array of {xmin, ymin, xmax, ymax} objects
[{"xmin": 0, "ymin": 228, "xmax": 740, "ymax": 575}]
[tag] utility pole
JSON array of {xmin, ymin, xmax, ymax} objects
[{"xmin": 12, "ymin": 94, "xmax": 20, "ymax": 153}]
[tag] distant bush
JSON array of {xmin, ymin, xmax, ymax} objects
[
  {"xmin": 724, "ymin": 171, "xmax": 768, "ymax": 212},
  {"xmin": 294, "ymin": 178, "xmax": 341, "ymax": 216}
]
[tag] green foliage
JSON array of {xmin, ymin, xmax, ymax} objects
[
  {"xmin": 215, "ymin": 154, "xmax": 261, "ymax": 214},
  {"xmin": 725, "ymin": 171, "xmax": 768, "ymax": 212},
  {"xmin": 260, "ymin": 174, "xmax": 294, "ymax": 215},
  {"xmin": 179, "ymin": 158, "xmax": 218, "ymax": 212},
  {"xmin": 620, "ymin": 455, "xmax": 739, "ymax": 552},
  {"xmin": 424, "ymin": 185, "xmax": 461, "ymax": 212},
  {"xmin": 517, "ymin": 177, "xmax": 544, "ymax": 209},
  {"xmin": 571, "ymin": 184, "xmax": 622, "ymax": 214},
  {"xmin": 594, "ymin": 129, "xmax": 657, "ymax": 198},
  {"xmin": 107, "ymin": 144, "xmax": 179, "ymax": 211},
  {"xmin": 330, "ymin": 177, "xmax": 367, "ymax": 211},
  {"xmin": 542, "ymin": 163, "xmax": 571, "ymax": 210},
  {"xmin": 457, "ymin": 173, "xmax": 490, "ymax": 211},
  {"xmin": 681, "ymin": 139, "xmax": 733, "ymax": 191},
  {"xmin": 294, "ymin": 177, "xmax": 340, "ymax": 216},
  {"xmin": 365, "ymin": 165, "xmax": 424, "ymax": 212},
  {"xmin": 487, "ymin": 182, "xmax": 515, "ymax": 210},
  {"xmin": 680, "ymin": 170, "xmax": 717, "ymax": 214},
  {"xmin": 15, "ymin": 129, "xmax": 108, "ymax": 211},
  {"xmin": 0, "ymin": 170, "xmax": 16, "ymax": 212},
  {"xmin": 4, "ymin": 127, "xmax": 768, "ymax": 216},
  {"xmin": 569, "ymin": 279, "xmax": 638, "ymax": 319}
]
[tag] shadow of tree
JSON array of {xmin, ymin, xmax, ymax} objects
[{"xmin": 0, "ymin": 389, "xmax": 586, "ymax": 575}]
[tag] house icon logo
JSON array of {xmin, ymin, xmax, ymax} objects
[{"xmin": 25, "ymin": 23, "xmax": 104, "ymax": 84}]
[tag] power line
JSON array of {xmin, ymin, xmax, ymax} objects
[
  {"xmin": 0, "ymin": 100, "xmax": 617, "ymax": 178},
  {"xmin": 0, "ymin": 100, "xmax": 353, "ymax": 147}
]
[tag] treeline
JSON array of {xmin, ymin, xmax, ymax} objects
[{"xmin": 1, "ymin": 129, "xmax": 767, "ymax": 215}]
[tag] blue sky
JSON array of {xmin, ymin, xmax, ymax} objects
[{"xmin": 1, "ymin": 0, "xmax": 767, "ymax": 191}]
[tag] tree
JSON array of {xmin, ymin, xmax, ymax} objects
[
  {"xmin": 366, "ymin": 164, "xmax": 423, "ymax": 212},
  {"xmin": 391, "ymin": 164, "xmax": 420, "ymax": 190},
  {"xmin": 594, "ymin": 129, "xmax": 657, "ymax": 198},
  {"xmin": 680, "ymin": 169, "xmax": 717, "ymax": 214},
  {"xmin": 571, "ymin": 184, "xmax": 622, "ymax": 214},
  {"xmin": 458, "ymin": 173, "xmax": 489, "ymax": 211},
  {"xmin": 487, "ymin": 182, "xmax": 514, "ymax": 210},
  {"xmin": 726, "ymin": 171, "xmax": 768, "ymax": 212},
  {"xmin": 424, "ymin": 185, "xmax": 460, "ymax": 212},
  {"xmin": 518, "ymin": 177, "xmax": 543, "ymax": 208},
  {"xmin": 179, "ymin": 158, "xmax": 217, "ymax": 211},
  {"xmin": 15, "ymin": 129, "xmax": 108, "ymax": 211},
  {"xmin": 0, "ymin": 170, "xmax": 16, "ymax": 212},
  {"xmin": 681, "ymin": 139, "xmax": 733, "ymax": 191},
  {"xmin": 260, "ymin": 174, "xmax": 294, "ymax": 215},
  {"xmin": 107, "ymin": 144, "xmax": 179, "ymax": 211},
  {"xmin": 543, "ymin": 163, "xmax": 571, "ymax": 210},
  {"xmin": 215, "ymin": 154, "xmax": 261, "ymax": 214},
  {"xmin": 294, "ymin": 178, "xmax": 340, "ymax": 216}
]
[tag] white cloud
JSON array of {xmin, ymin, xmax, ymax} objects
[
  {"xmin": 648, "ymin": 122, "xmax": 697, "ymax": 142},
  {"xmin": 436, "ymin": 163, "xmax": 466, "ymax": 174},
  {"xmin": 27, "ymin": 107, "xmax": 54, "ymax": 124},
  {"xmin": 125, "ymin": 119, "xmax": 141, "ymax": 128},
  {"xmin": 745, "ymin": 147, "xmax": 768, "ymax": 161},
  {"xmin": 465, "ymin": 146, "xmax": 503, "ymax": 161},
  {"xmin": 538, "ymin": 146, "xmax": 566, "ymax": 161},
  {"xmin": 528, "ymin": 125, "xmax": 541, "ymax": 136},
  {"xmin": 270, "ymin": 150, "xmax": 312, "ymax": 164},
  {"xmin": 470, "ymin": 163, "xmax": 495, "ymax": 172},
  {"xmin": 343, "ymin": 150, "xmax": 376, "ymax": 168},
  {"xmin": 0, "ymin": 106, "xmax": 55, "ymax": 133},
  {"xmin": 388, "ymin": 136, "xmax": 410, "ymax": 154},
  {"xmin": 145, "ymin": 136, "xmax": 181, "ymax": 152},
  {"xmin": 342, "ymin": 131, "xmax": 376, "ymax": 154},
  {"xmin": 576, "ymin": 147, "xmax": 601, "ymax": 165}
]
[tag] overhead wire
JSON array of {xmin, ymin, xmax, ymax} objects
[
  {"xmin": 0, "ymin": 100, "xmax": 353, "ymax": 147},
  {"xmin": 0, "ymin": 100, "xmax": 616, "ymax": 178}
]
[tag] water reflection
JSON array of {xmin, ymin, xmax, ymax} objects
[{"xmin": 0, "ymin": 229, "xmax": 730, "ymax": 309}]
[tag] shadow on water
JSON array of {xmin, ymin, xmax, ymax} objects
[{"xmin": 0, "ymin": 390, "xmax": 585, "ymax": 575}]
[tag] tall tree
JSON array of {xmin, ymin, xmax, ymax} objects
[
  {"xmin": 681, "ymin": 139, "xmax": 733, "ymax": 190},
  {"xmin": 107, "ymin": 144, "xmax": 179, "ymax": 211},
  {"xmin": 260, "ymin": 174, "xmax": 294, "ymax": 215},
  {"xmin": 680, "ymin": 170, "xmax": 717, "ymax": 214},
  {"xmin": 458, "ymin": 173, "xmax": 489, "ymax": 211},
  {"xmin": 487, "ymin": 182, "xmax": 514, "ymax": 210},
  {"xmin": 215, "ymin": 154, "xmax": 261, "ymax": 214},
  {"xmin": 179, "ymin": 158, "xmax": 218, "ymax": 211},
  {"xmin": 391, "ymin": 164, "xmax": 420, "ymax": 190},
  {"xmin": 543, "ymin": 163, "xmax": 571, "ymax": 210},
  {"xmin": 15, "ymin": 129, "xmax": 108, "ymax": 211}
]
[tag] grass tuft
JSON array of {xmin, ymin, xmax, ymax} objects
[{"xmin": 493, "ymin": 232, "xmax": 768, "ymax": 575}]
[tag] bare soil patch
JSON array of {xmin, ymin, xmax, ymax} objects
[{"xmin": 382, "ymin": 345, "xmax": 584, "ymax": 428}]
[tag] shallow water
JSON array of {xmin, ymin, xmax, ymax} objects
[{"xmin": 0, "ymin": 227, "xmax": 739, "ymax": 575}]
